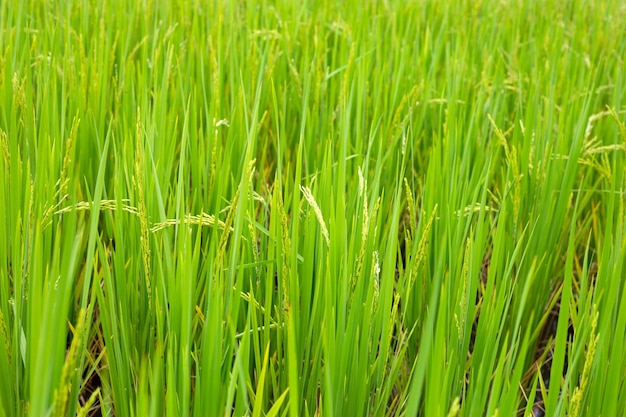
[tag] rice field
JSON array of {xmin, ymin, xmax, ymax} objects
[{"xmin": 1, "ymin": 1, "xmax": 626, "ymax": 416}]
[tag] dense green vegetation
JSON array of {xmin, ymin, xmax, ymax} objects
[{"xmin": 1, "ymin": 1, "xmax": 626, "ymax": 416}]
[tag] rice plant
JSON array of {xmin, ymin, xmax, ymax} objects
[{"xmin": 1, "ymin": 0, "xmax": 625, "ymax": 416}]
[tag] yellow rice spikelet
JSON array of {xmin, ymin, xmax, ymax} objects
[
  {"xmin": 52, "ymin": 309, "xmax": 86, "ymax": 417},
  {"xmin": 300, "ymin": 186, "xmax": 330, "ymax": 247},
  {"xmin": 135, "ymin": 108, "xmax": 152, "ymax": 307},
  {"xmin": 0, "ymin": 128, "xmax": 9, "ymax": 172},
  {"xmin": 569, "ymin": 306, "xmax": 599, "ymax": 417},
  {"xmin": 76, "ymin": 388, "xmax": 100, "ymax": 417},
  {"xmin": 408, "ymin": 204, "xmax": 438, "ymax": 294},
  {"xmin": 0, "ymin": 309, "xmax": 10, "ymax": 366}
]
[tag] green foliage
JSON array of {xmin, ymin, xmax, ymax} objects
[{"xmin": 1, "ymin": 0, "xmax": 625, "ymax": 416}]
